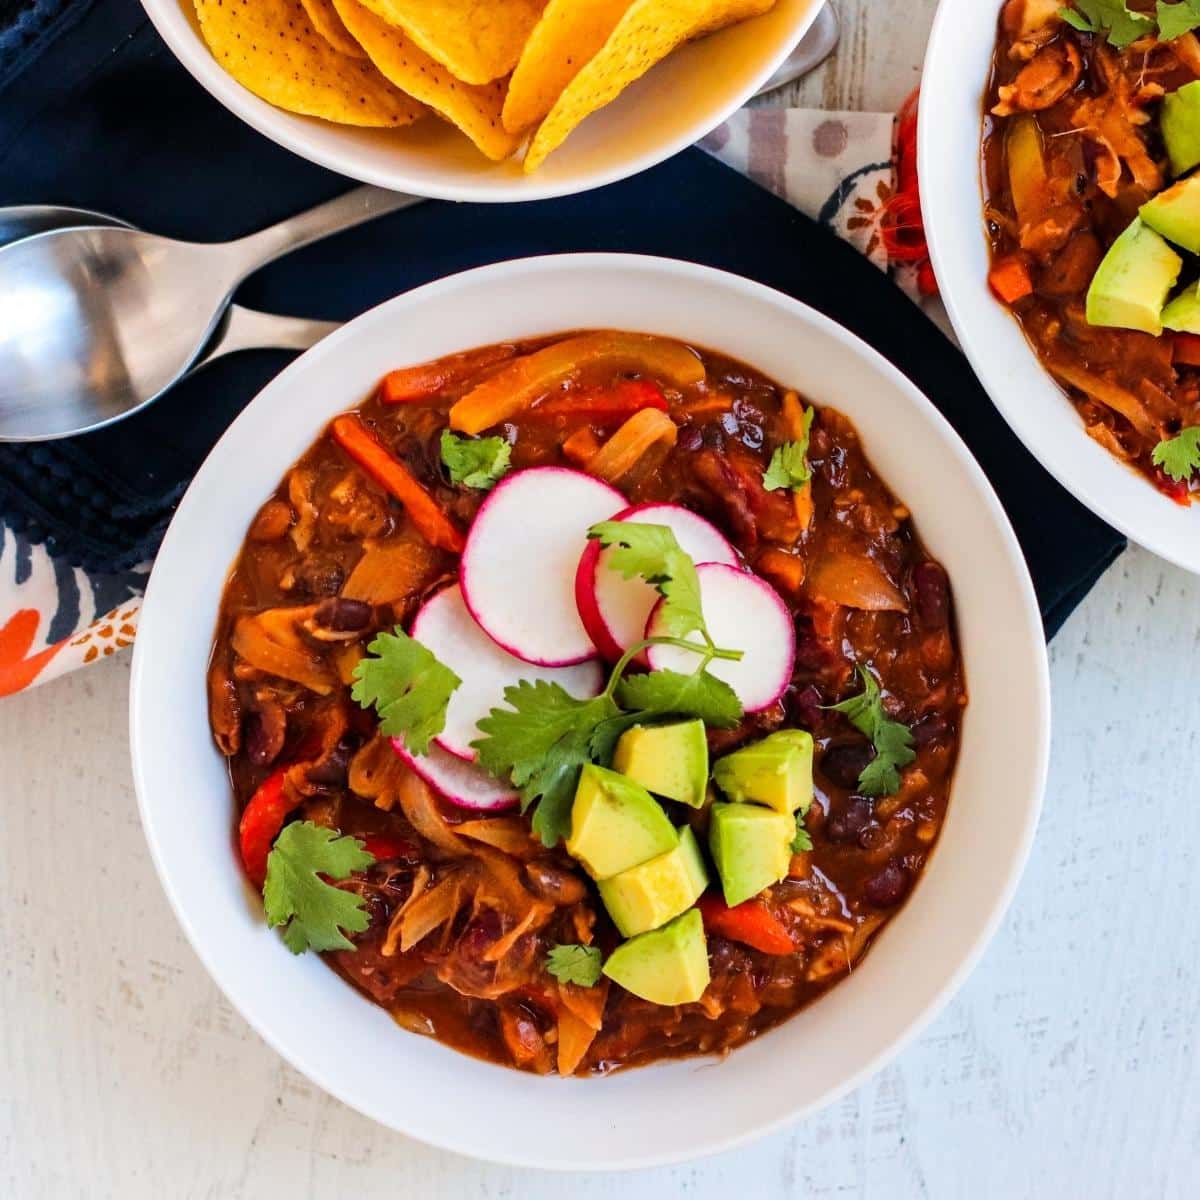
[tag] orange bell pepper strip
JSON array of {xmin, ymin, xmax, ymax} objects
[
  {"xmin": 697, "ymin": 893, "xmax": 795, "ymax": 956},
  {"xmin": 987, "ymin": 255, "xmax": 1034, "ymax": 305},
  {"xmin": 448, "ymin": 332, "xmax": 704, "ymax": 435},
  {"xmin": 379, "ymin": 344, "xmax": 517, "ymax": 404},
  {"xmin": 331, "ymin": 414, "xmax": 464, "ymax": 554}
]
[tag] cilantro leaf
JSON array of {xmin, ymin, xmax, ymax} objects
[
  {"xmin": 545, "ymin": 943, "xmax": 603, "ymax": 987},
  {"xmin": 472, "ymin": 680, "xmax": 620, "ymax": 846},
  {"xmin": 587, "ymin": 521, "xmax": 706, "ymax": 641},
  {"xmin": 826, "ymin": 667, "xmax": 916, "ymax": 797},
  {"xmin": 1157, "ymin": 0, "xmax": 1200, "ymax": 39},
  {"xmin": 440, "ymin": 429, "xmax": 511, "ymax": 490},
  {"xmin": 1151, "ymin": 425, "xmax": 1200, "ymax": 482},
  {"xmin": 351, "ymin": 627, "xmax": 460, "ymax": 756},
  {"xmin": 762, "ymin": 406, "xmax": 815, "ymax": 492},
  {"xmin": 263, "ymin": 821, "xmax": 375, "ymax": 954},
  {"xmin": 589, "ymin": 667, "xmax": 743, "ymax": 763},
  {"xmin": 792, "ymin": 815, "xmax": 813, "ymax": 854},
  {"xmin": 1058, "ymin": 0, "xmax": 1153, "ymax": 47}
]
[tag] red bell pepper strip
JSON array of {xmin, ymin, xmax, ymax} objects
[
  {"xmin": 238, "ymin": 768, "xmax": 301, "ymax": 888},
  {"xmin": 359, "ymin": 833, "xmax": 419, "ymax": 863},
  {"xmin": 696, "ymin": 893, "xmax": 795, "ymax": 956},
  {"xmin": 530, "ymin": 379, "xmax": 668, "ymax": 425},
  {"xmin": 331, "ymin": 414, "xmax": 465, "ymax": 554}
]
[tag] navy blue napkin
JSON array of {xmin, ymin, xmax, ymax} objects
[{"xmin": 0, "ymin": 0, "xmax": 1123, "ymax": 637}]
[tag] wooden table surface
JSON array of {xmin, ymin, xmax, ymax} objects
[{"xmin": 6, "ymin": 2, "xmax": 1200, "ymax": 1196}]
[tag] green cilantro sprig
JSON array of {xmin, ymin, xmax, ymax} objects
[
  {"xmin": 352, "ymin": 628, "xmax": 461, "ymax": 756},
  {"xmin": 545, "ymin": 943, "xmax": 603, "ymax": 987},
  {"xmin": 762, "ymin": 406, "xmax": 815, "ymax": 492},
  {"xmin": 1151, "ymin": 425, "xmax": 1200, "ymax": 482},
  {"xmin": 441, "ymin": 429, "xmax": 511, "ymax": 490},
  {"xmin": 792, "ymin": 815, "xmax": 813, "ymax": 854},
  {"xmin": 263, "ymin": 822, "xmax": 375, "ymax": 954},
  {"xmin": 1057, "ymin": 0, "xmax": 1200, "ymax": 46},
  {"xmin": 473, "ymin": 523, "xmax": 744, "ymax": 846},
  {"xmin": 826, "ymin": 667, "xmax": 916, "ymax": 798}
]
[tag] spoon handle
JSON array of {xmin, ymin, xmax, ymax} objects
[
  {"xmin": 188, "ymin": 305, "xmax": 342, "ymax": 374},
  {"xmin": 221, "ymin": 186, "xmax": 426, "ymax": 282}
]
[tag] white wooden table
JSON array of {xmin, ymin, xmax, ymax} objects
[{"xmin": 6, "ymin": 3, "xmax": 1200, "ymax": 1195}]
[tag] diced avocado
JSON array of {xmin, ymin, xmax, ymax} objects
[
  {"xmin": 565, "ymin": 764, "xmax": 677, "ymax": 881},
  {"xmin": 711, "ymin": 729, "xmax": 814, "ymax": 816},
  {"xmin": 1163, "ymin": 281, "xmax": 1200, "ymax": 333},
  {"xmin": 708, "ymin": 801, "xmax": 794, "ymax": 907},
  {"xmin": 1085, "ymin": 218, "xmax": 1182, "ymax": 336},
  {"xmin": 611, "ymin": 718, "xmax": 709, "ymax": 808},
  {"xmin": 598, "ymin": 826, "xmax": 708, "ymax": 937},
  {"xmin": 602, "ymin": 908, "xmax": 710, "ymax": 1006},
  {"xmin": 1162, "ymin": 81, "xmax": 1200, "ymax": 177},
  {"xmin": 1141, "ymin": 176, "xmax": 1200, "ymax": 254}
]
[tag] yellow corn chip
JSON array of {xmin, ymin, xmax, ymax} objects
[
  {"xmin": 333, "ymin": 0, "xmax": 521, "ymax": 160},
  {"xmin": 194, "ymin": 0, "xmax": 423, "ymax": 127},
  {"xmin": 354, "ymin": 0, "xmax": 545, "ymax": 85},
  {"xmin": 301, "ymin": 0, "xmax": 367, "ymax": 59},
  {"xmin": 525, "ymin": 0, "xmax": 775, "ymax": 171},
  {"xmin": 502, "ymin": 0, "xmax": 632, "ymax": 134}
]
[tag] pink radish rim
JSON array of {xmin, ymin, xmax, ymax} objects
[
  {"xmin": 644, "ymin": 561, "xmax": 795, "ymax": 713},
  {"xmin": 460, "ymin": 466, "xmax": 626, "ymax": 667},
  {"xmin": 390, "ymin": 737, "xmax": 518, "ymax": 813}
]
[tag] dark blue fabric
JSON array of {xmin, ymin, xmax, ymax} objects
[{"xmin": 0, "ymin": 0, "xmax": 1123, "ymax": 636}]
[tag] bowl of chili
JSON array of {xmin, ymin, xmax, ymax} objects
[{"xmin": 130, "ymin": 253, "xmax": 1049, "ymax": 1167}]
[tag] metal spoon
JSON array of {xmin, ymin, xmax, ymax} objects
[
  {"xmin": 754, "ymin": 3, "xmax": 840, "ymax": 99},
  {"xmin": 0, "ymin": 205, "xmax": 341, "ymax": 391},
  {"xmin": 0, "ymin": 187, "xmax": 419, "ymax": 441}
]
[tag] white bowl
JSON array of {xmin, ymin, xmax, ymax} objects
[
  {"xmin": 129, "ymin": 254, "xmax": 1049, "ymax": 1169},
  {"xmin": 139, "ymin": 0, "xmax": 820, "ymax": 202},
  {"xmin": 920, "ymin": 0, "xmax": 1200, "ymax": 574}
]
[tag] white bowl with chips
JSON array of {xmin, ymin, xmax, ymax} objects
[
  {"xmin": 130, "ymin": 254, "xmax": 1050, "ymax": 1168},
  {"xmin": 139, "ymin": 0, "xmax": 821, "ymax": 201}
]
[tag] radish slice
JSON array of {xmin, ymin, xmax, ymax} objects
[
  {"xmin": 460, "ymin": 467, "xmax": 625, "ymax": 666},
  {"xmin": 390, "ymin": 737, "xmax": 518, "ymax": 813},
  {"xmin": 644, "ymin": 562, "xmax": 794, "ymax": 713},
  {"xmin": 412, "ymin": 583, "xmax": 604, "ymax": 762},
  {"xmin": 575, "ymin": 503, "xmax": 739, "ymax": 661}
]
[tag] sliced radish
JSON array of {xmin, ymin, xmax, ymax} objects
[
  {"xmin": 575, "ymin": 503, "xmax": 740, "ymax": 662},
  {"xmin": 390, "ymin": 736, "xmax": 518, "ymax": 813},
  {"xmin": 644, "ymin": 562, "xmax": 794, "ymax": 713},
  {"xmin": 412, "ymin": 583, "xmax": 604, "ymax": 762},
  {"xmin": 460, "ymin": 466, "xmax": 625, "ymax": 666}
]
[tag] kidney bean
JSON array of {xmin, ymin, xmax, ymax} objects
[
  {"xmin": 790, "ymin": 684, "xmax": 823, "ymax": 731},
  {"xmin": 820, "ymin": 740, "xmax": 874, "ymax": 790},
  {"xmin": 315, "ymin": 596, "xmax": 373, "ymax": 632},
  {"xmin": 911, "ymin": 711, "xmax": 951, "ymax": 748},
  {"xmin": 912, "ymin": 561, "xmax": 950, "ymax": 628},
  {"xmin": 864, "ymin": 861, "xmax": 910, "ymax": 907},
  {"xmin": 244, "ymin": 699, "xmax": 287, "ymax": 767},
  {"xmin": 678, "ymin": 425, "xmax": 703, "ymax": 452}
]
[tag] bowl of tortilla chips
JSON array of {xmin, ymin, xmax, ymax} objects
[{"xmin": 139, "ymin": 0, "xmax": 821, "ymax": 200}]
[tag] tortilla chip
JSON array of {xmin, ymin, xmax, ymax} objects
[
  {"xmin": 354, "ymin": 0, "xmax": 545, "ymax": 84},
  {"xmin": 194, "ymin": 0, "xmax": 423, "ymax": 127},
  {"xmin": 301, "ymin": 0, "xmax": 367, "ymax": 59},
  {"xmin": 333, "ymin": 0, "xmax": 521, "ymax": 160},
  {"xmin": 502, "ymin": 0, "xmax": 633, "ymax": 133},
  {"xmin": 524, "ymin": 0, "xmax": 775, "ymax": 171}
]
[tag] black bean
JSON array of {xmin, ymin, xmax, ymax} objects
[
  {"xmin": 864, "ymin": 862, "xmax": 910, "ymax": 907},
  {"xmin": 678, "ymin": 425, "xmax": 703, "ymax": 452},
  {"xmin": 825, "ymin": 797, "xmax": 874, "ymax": 843},
  {"xmin": 912, "ymin": 712, "xmax": 950, "ymax": 749},
  {"xmin": 820, "ymin": 740, "xmax": 874, "ymax": 790},
  {"xmin": 790, "ymin": 684, "xmax": 823, "ymax": 731}
]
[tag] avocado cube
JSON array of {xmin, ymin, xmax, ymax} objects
[
  {"xmin": 1163, "ymin": 281, "xmax": 1200, "ymax": 333},
  {"xmin": 602, "ymin": 909, "xmax": 710, "ymax": 1006},
  {"xmin": 611, "ymin": 718, "xmax": 709, "ymax": 808},
  {"xmin": 711, "ymin": 729, "xmax": 814, "ymax": 816},
  {"xmin": 708, "ymin": 802, "xmax": 794, "ymax": 907},
  {"xmin": 1141, "ymin": 176, "xmax": 1200, "ymax": 255},
  {"xmin": 598, "ymin": 826, "xmax": 708, "ymax": 937},
  {"xmin": 1162, "ymin": 81, "xmax": 1200, "ymax": 177},
  {"xmin": 1085, "ymin": 218, "xmax": 1182, "ymax": 336},
  {"xmin": 565, "ymin": 763, "xmax": 678, "ymax": 881}
]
